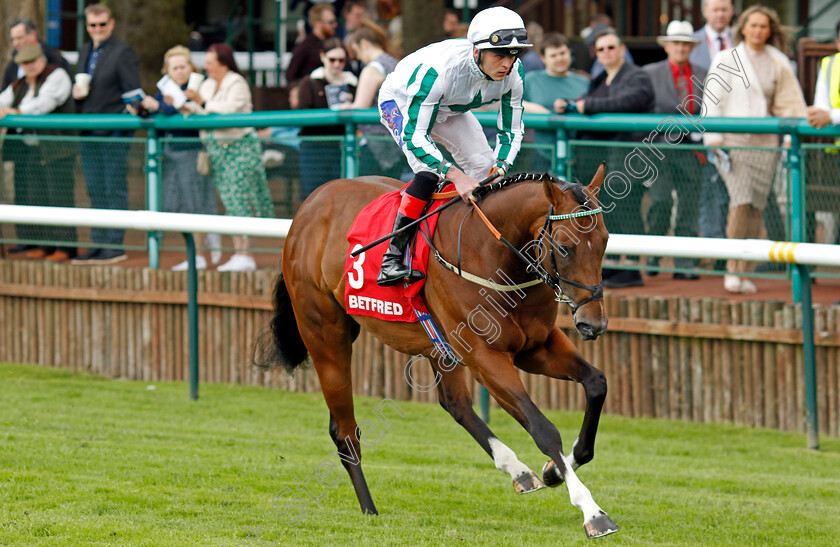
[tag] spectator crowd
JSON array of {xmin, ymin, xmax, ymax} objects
[{"xmin": 0, "ymin": 0, "xmax": 837, "ymax": 288}]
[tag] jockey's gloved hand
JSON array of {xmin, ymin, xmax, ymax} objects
[{"xmin": 488, "ymin": 161, "xmax": 509, "ymax": 180}]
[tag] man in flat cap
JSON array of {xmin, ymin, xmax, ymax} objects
[
  {"xmin": 2, "ymin": 17, "xmax": 71, "ymax": 91},
  {"xmin": 0, "ymin": 44, "xmax": 77, "ymax": 261}
]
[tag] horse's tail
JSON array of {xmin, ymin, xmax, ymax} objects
[{"xmin": 254, "ymin": 273, "xmax": 309, "ymax": 373}]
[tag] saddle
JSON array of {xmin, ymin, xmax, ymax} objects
[{"xmin": 344, "ymin": 182, "xmax": 456, "ymax": 322}]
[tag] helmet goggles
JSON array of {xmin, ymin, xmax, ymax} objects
[{"xmin": 474, "ymin": 28, "xmax": 529, "ymax": 48}]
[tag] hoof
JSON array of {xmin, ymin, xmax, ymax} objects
[
  {"xmin": 512, "ymin": 471, "xmax": 546, "ymax": 494},
  {"xmin": 541, "ymin": 459, "xmax": 564, "ymax": 488},
  {"xmin": 584, "ymin": 512, "xmax": 619, "ymax": 539}
]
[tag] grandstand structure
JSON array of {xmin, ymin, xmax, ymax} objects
[{"xmin": 24, "ymin": 1, "xmax": 840, "ymax": 91}]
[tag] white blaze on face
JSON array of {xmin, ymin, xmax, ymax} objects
[{"xmin": 488, "ymin": 437, "xmax": 532, "ymax": 478}]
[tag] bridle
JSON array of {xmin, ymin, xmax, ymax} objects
[
  {"xmin": 535, "ymin": 205, "xmax": 604, "ymax": 312},
  {"xmin": 423, "ymin": 184, "xmax": 604, "ymax": 314},
  {"xmin": 487, "ymin": 203, "xmax": 603, "ymax": 313}
]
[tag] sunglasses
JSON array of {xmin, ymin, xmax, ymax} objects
[
  {"xmin": 326, "ymin": 57, "xmax": 346, "ymax": 63},
  {"xmin": 596, "ymin": 44, "xmax": 619, "ymax": 52},
  {"xmin": 86, "ymin": 21, "xmax": 110, "ymax": 28},
  {"xmin": 475, "ymin": 28, "xmax": 528, "ymax": 47}
]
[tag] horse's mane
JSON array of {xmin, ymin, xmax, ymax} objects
[{"xmin": 474, "ymin": 172, "xmax": 591, "ymax": 208}]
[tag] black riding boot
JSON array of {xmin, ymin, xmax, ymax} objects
[{"xmin": 377, "ymin": 213, "xmax": 425, "ymax": 286}]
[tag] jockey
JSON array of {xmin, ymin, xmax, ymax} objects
[{"xmin": 376, "ymin": 6, "xmax": 531, "ymax": 286}]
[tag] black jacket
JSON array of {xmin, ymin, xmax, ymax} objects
[
  {"xmin": 286, "ymin": 33, "xmax": 324, "ymax": 85},
  {"xmin": 2, "ymin": 40, "xmax": 72, "ymax": 90},
  {"xmin": 75, "ymin": 37, "xmax": 141, "ymax": 115},
  {"xmin": 295, "ymin": 74, "xmax": 356, "ymax": 136},
  {"xmin": 579, "ymin": 62, "xmax": 655, "ymax": 142}
]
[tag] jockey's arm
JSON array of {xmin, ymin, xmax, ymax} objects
[
  {"xmin": 445, "ymin": 166, "xmax": 481, "ymax": 202},
  {"xmin": 493, "ymin": 74, "xmax": 525, "ymax": 170},
  {"xmin": 445, "ymin": 161, "xmax": 506, "ymax": 202}
]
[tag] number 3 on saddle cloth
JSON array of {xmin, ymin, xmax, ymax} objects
[{"xmin": 344, "ymin": 182, "xmax": 454, "ymax": 322}]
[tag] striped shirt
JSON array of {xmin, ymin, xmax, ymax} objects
[{"xmin": 378, "ymin": 38, "xmax": 525, "ymax": 172}]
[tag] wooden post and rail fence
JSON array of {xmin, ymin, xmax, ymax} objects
[
  {"xmin": 1, "ymin": 205, "xmax": 839, "ymax": 447},
  {"xmin": 2, "ymin": 259, "xmax": 837, "ymax": 437}
]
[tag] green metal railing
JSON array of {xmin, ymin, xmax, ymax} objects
[{"xmin": 3, "ymin": 110, "xmax": 840, "ymax": 284}]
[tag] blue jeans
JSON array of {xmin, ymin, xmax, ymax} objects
[
  {"xmin": 79, "ymin": 131, "xmax": 132, "ymax": 246},
  {"xmin": 698, "ymin": 160, "xmax": 729, "ymax": 239}
]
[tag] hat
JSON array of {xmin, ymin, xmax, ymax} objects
[
  {"xmin": 656, "ymin": 21, "xmax": 700, "ymax": 47},
  {"xmin": 14, "ymin": 44, "xmax": 43, "ymax": 64},
  {"xmin": 468, "ymin": 7, "xmax": 533, "ymax": 51}
]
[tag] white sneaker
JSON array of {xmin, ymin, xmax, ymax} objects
[
  {"xmin": 262, "ymin": 149, "xmax": 286, "ymax": 168},
  {"xmin": 206, "ymin": 233, "xmax": 222, "ymax": 265},
  {"xmin": 217, "ymin": 254, "xmax": 257, "ymax": 272},
  {"xmin": 739, "ymin": 278, "xmax": 757, "ymax": 295},
  {"xmin": 172, "ymin": 255, "xmax": 207, "ymax": 271},
  {"xmin": 723, "ymin": 274, "xmax": 741, "ymax": 293}
]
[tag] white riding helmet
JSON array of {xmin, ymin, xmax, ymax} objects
[{"xmin": 468, "ymin": 7, "xmax": 533, "ymax": 56}]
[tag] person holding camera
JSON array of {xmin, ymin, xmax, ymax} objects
[
  {"xmin": 522, "ymin": 32, "xmax": 589, "ymax": 171},
  {"xmin": 523, "ymin": 33, "xmax": 589, "ymax": 115}
]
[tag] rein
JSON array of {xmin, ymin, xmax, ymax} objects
[
  {"xmin": 425, "ymin": 177, "xmax": 604, "ymax": 313},
  {"xmin": 431, "ymin": 190, "xmax": 459, "ymax": 200}
]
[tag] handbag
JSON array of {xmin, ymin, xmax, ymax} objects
[{"xmin": 197, "ymin": 150, "xmax": 211, "ymax": 176}]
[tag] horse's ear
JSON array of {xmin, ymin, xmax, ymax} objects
[
  {"xmin": 587, "ymin": 162, "xmax": 606, "ymax": 192},
  {"xmin": 542, "ymin": 175, "xmax": 561, "ymax": 203}
]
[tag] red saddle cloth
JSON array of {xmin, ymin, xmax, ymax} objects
[{"xmin": 344, "ymin": 182, "xmax": 455, "ymax": 322}]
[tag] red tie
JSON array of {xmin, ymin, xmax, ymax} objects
[
  {"xmin": 676, "ymin": 69, "xmax": 690, "ymax": 112},
  {"xmin": 718, "ymin": 36, "xmax": 726, "ymax": 51}
]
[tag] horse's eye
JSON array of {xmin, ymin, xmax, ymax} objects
[{"xmin": 555, "ymin": 245, "xmax": 573, "ymax": 258}]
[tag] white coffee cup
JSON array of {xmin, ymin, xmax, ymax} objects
[
  {"xmin": 187, "ymin": 72, "xmax": 205, "ymax": 91},
  {"xmin": 75, "ymin": 73, "xmax": 91, "ymax": 97}
]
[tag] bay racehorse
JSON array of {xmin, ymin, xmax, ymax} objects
[{"xmin": 260, "ymin": 166, "xmax": 617, "ymax": 538}]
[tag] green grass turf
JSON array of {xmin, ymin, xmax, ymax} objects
[{"xmin": 1, "ymin": 361, "xmax": 839, "ymax": 546}]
